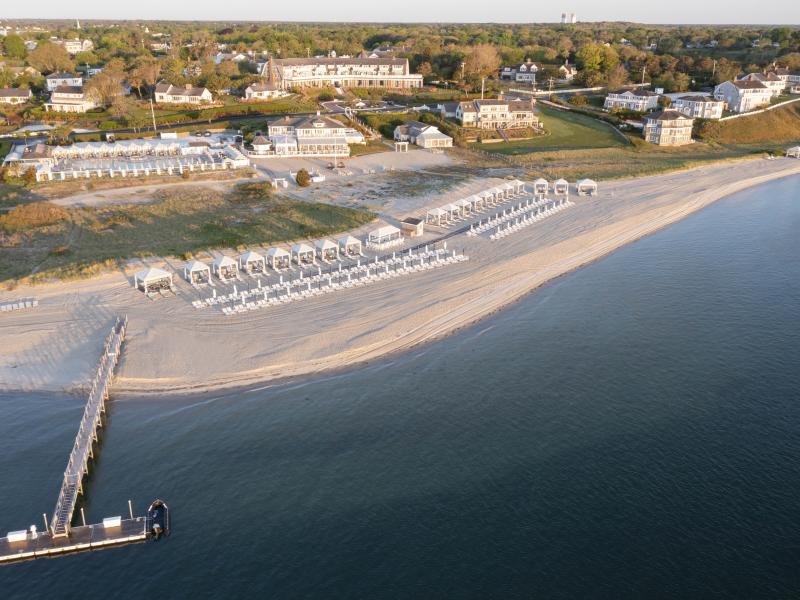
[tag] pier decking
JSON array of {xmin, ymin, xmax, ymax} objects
[
  {"xmin": 51, "ymin": 316, "xmax": 127, "ymax": 537},
  {"xmin": 0, "ymin": 316, "xmax": 162, "ymax": 565}
]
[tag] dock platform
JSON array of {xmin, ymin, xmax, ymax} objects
[
  {"xmin": 0, "ymin": 316, "xmax": 167, "ymax": 565},
  {"xmin": 0, "ymin": 518, "xmax": 148, "ymax": 564}
]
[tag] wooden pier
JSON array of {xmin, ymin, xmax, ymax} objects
[
  {"xmin": 0, "ymin": 316, "xmax": 162, "ymax": 565},
  {"xmin": 51, "ymin": 316, "xmax": 128, "ymax": 537}
]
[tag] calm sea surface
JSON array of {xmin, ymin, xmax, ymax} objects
[{"xmin": 1, "ymin": 175, "xmax": 799, "ymax": 599}]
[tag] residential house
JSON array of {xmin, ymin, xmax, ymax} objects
[
  {"xmin": 393, "ymin": 121, "xmax": 453, "ymax": 149},
  {"xmin": 46, "ymin": 72, "xmax": 83, "ymax": 92},
  {"xmin": 44, "ymin": 86, "xmax": 98, "ymax": 113},
  {"xmin": 772, "ymin": 67, "xmax": 800, "ymax": 86},
  {"xmin": 499, "ymin": 60, "xmax": 541, "ymax": 83},
  {"xmin": 739, "ymin": 72, "xmax": 786, "ymax": 96},
  {"xmin": 265, "ymin": 113, "xmax": 364, "ymax": 157},
  {"xmin": 604, "ymin": 89, "xmax": 660, "ymax": 112},
  {"xmin": 558, "ymin": 62, "xmax": 578, "ymax": 82},
  {"xmin": 0, "ymin": 88, "xmax": 32, "ymax": 104},
  {"xmin": 54, "ymin": 38, "xmax": 94, "ymax": 55},
  {"xmin": 643, "ymin": 110, "xmax": 694, "ymax": 146},
  {"xmin": 456, "ymin": 98, "xmax": 539, "ymax": 130},
  {"xmin": 263, "ymin": 57, "xmax": 422, "ymax": 90},
  {"xmin": 713, "ymin": 80, "xmax": 772, "ymax": 113},
  {"xmin": 214, "ymin": 52, "xmax": 249, "ymax": 65},
  {"xmin": 672, "ymin": 95, "xmax": 724, "ymax": 119},
  {"xmin": 0, "ymin": 62, "xmax": 40, "ymax": 78},
  {"xmin": 244, "ymin": 82, "xmax": 286, "ymax": 100},
  {"xmin": 437, "ymin": 101, "xmax": 460, "ymax": 119},
  {"xmin": 154, "ymin": 82, "xmax": 213, "ymax": 105}
]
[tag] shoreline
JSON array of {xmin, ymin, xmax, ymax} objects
[{"xmin": 2, "ymin": 158, "xmax": 799, "ymax": 398}]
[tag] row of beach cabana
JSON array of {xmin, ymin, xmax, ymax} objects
[
  {"xmin": 532, "ymin": 178, "xmax": 598, "ymax": 197},
  {"xmin": 181, "ymin": 236, "xmax": 365, "ymax": 285},
  {"xmin": 426, "ymin": 180, "xmax": 527, "ymax": 227}
]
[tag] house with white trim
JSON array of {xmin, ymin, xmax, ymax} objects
[
  {"xmin": 713, "ymin": 80, "xmax": 772, "ymax": 113},
  {"xmin": 456, "ymin": 98, "xmax": 539, "ymax": 129},
  {"xmin": 53, "ymin": 38, "xmax": 94, "ymax": 55},
  {"xmin": 46, "ymin": 72, "xmax": 83, "ymax": 92},
  {"xmin": 0, "ymin": 88, "xmax": 32, "ymax": 104},
  {"xmin": 393, "ymin": 121, "xmax": 453, "ymax": 149},
  {"xmin": 244, "ymin": 82, "xmax": 286, "ymax": 100},
  {"xmin": 44, "ymin": 86, "xmax": 98, "ymax": 113},
  {"xmin": 558, "ymin": 62, "xmax": 578, "ymax": 82},
  {"xmin": 154, "ymin": 82, "xmax": 213, "ymax": 105},
  {"xmin": 643, "ymin": 110, "xmax": 694, "ymax": 146},
  {"xmin": 265, "ymin": 113, "xmax": 364, "ymax": 157},
  {"xmin": 739, "ymin": 72, "xmax": 786, "ymax": 96},
  {"xmin": 772, "ymin": 67, "xmax": 800, "ymax": 86},
  {"xmin": 604, "ymin": 89, "xmax": 660, "ymax": 112},
  {"xmin": 499, "ymin": 60, "xmax": 540, "ymax": 83},
  {"xmin": 263, "ymin": 57, "xmax": 422, "ymax": 90},
  {"xmin": 671, "ymin": 95, "xmax": 724, "ymax": 120}
]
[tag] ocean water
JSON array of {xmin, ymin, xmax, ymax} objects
[{"xmin": 1, "ymin": 175, "xmax": 799, "ymax": 599}]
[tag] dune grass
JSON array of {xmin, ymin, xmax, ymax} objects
[{"xmin": 0, "ymin": 182, "xmax": 375, "ymax": 284}]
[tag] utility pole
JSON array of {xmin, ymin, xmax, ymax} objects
[
  {"xmin": 481, "ymin": 77, "xmax": 485, "ymax": 99},
  {"xmin": 641, "ymin": 65, "xmax": 646, "ymax": 85},
  {"xmin": 712, "ymin": 59, "xmax": 717, "ymax": 80},
  {"xmin": 461, "ymin": 61, "xmax": 465, "ymax": 81},
  {"xmin": 149, "ymin": 98, "xmax": 157, "ymax": 133}
]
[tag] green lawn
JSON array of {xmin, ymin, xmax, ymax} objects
[
  {"xmin": 0, "ymin": 183, "xmax": 375, "ymax": 284},
  {"xmin": 472, "ymin": 105, "xmax": 627, "ymax": 155}
]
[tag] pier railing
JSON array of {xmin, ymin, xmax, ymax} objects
[{"xmin": 50, "ymin": 316, "xmax": 127, "ymax": 537}]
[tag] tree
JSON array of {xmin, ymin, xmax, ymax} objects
[
  {"xmin": 131, "ymin": 59, "xmax": 162, "ymax": 96},
  {"xmin": 28, "ymin": 41, "xmax": 73, "ymax": 74},
  {"xmin": 417, "ymin": 61, "xmax": 433, "ymax": 78},
  {"xmin": 569, "ymin": 94, "xmax": 588, "ymax": 106},
  {"xmin": 295, "ymin": 168, "xmax": 311, "ymax": 187},
  {"xmin": 2, "ymin": 34, "xmax": 27, "ymax": 60},
  {"xmin": 464, "ymin": 44, "xmax": 500, "ymax": 79},
  {"xmin": 109, "ymin": 95, "xmax": 136, "ymax": 123},
  {"xmin": 605, "ymin": 64, "xmax": 629, "ymax": 89},
  {"xmin": 86, "ymin": 70, "xmax": 125, "ymax": 106}
]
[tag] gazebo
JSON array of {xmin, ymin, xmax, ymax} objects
[
  {"xmin": 315, "ymin": 239, "xmax": 339, "ymax": 262},
  {"xmin": 533, "ymin": 178, "xmax": 549, "ymax": 195},
  {"xmin": 213, "ymin": 255, "xmax": 238, "ymax": 281},
  {"xmin": 338, "ymin": 235, "xmax": 362, "ymax": 257},
  {"xmin": 367, "ymin": 225, "xmax": 403, "ymax": 249},
  {"xmin": 457, "ymin": 198, "xmax": 473, "ymax": 216},
  {"xmin": 291, "ymin": 243, "xmax": 315, "ymax": 265},
  {"xmin": 426, "ymin": 207, "xmax": 448, "ymax": 226},
  {"xmin": 267, "ymin": 247, "xmax": 291, "ymax": 269},
  {"xmin": 184, "ymin": 259, "xmax": 211, "ymax": 284},
  {"xmin": 787, "ymin": 146, "xmax": 800, "ymax": 158},
  {"xmin": 135, "ymin": 267, "xmax": 173, "ymax": 293},
  {"xmin": 444, "ymin": 203, "xmax": 461, "ymax": 221},
  {"xmin": 553, "ymin": 178, "xmax": 569, "ymax": 195},
  {"xmin": 239, "ymin": 250, "xmax": 266, "ymax": 274},
  {"xmin": 576, "ymin": 178, "xmax": 598, "ymax": 196}
]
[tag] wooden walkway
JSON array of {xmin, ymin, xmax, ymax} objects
[{"xmin": 50, "ymin": 316, "xmax": 127, "ymax": 537}]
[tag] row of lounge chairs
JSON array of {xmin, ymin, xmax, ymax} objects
[
  {"xmin": 0, "ymin": 299, "xmax": 38, "ymax": 312},
  {"xmin": 489, "ymin": 199, "xmax": 573, "ymax": 241},
  {"xmin": 468, "ymin": 197, "xmax": 567, "ymax": 237}
]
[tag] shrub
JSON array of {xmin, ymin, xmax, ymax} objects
[
  {"xmin": 317, "ymin": 91, "xmax": 334, "ymax": 102},
  {"xmin": 0, "ymin": 201, "xmax": 69, "ymax": 232},
  {"xmin": 181, "ymin": 169, "xmax": 191, "ymax": 180},
  {"xmin": 22, "ymin": 167, "xmax": 38, "ymax": 185},
  {"xmin": 569, "ymin": 94, "xmax": 588, "ymax": 106},
  {"xmin": 295, "ymin": 168, "xmax": 311, "ymax": 187}
]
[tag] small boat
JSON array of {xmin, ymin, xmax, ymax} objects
[{"xmin": 147, "ymin": 499, "xmax": 170, "ymax": 540}]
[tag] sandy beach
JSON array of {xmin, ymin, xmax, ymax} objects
[{"xmin": 2, "ymin": 156, "xmax": 799, "ymax": 396}]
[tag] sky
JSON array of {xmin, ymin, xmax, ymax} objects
[{"xmin": 2, "ymin": 1, "xmax": 799, "ymax": 25}]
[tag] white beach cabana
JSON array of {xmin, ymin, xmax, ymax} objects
[
  {"xmin": 576, "ymin": 178, "xmax": 598, "ymax": 196},
  {"xmin": 553, "ymin": 178, "xmax": 569, "ymax": 195},
  {"xmin": 213, "ymin": 255, "xmax": 238, "ymax": 281},
  {"xmin": 511, "ymin": 179, "xmax": 526, "ymax": 195},
  {"xmin": 457, "ymin": 197, "xmax": 473, "ymax": 216},
  {"xmin": 291, "ymin": 243, "xmax": 315, "ymax": 265},
  {"xmin": 533, "ymin": 178, "xmax": 549, "ymax": 195},
  {"xmin": 426, "ymin": 206, "xmax": 448, "ymax": 226},
  {"xmin": 134, "ymin": 266, "xmax": 173, "ymax": 293},
  {"xmin": 315, "ymin": 239, "xmax": 339, "ymax": 261},
  {"xmin": 266, "ymin": 247, "xmax": 291, "ymax": 270},
  {"xmin": 239, "ymin": 250, "xmax": 266, "ymax": 274},
  {"xmin": 367, "ymin": 225, "xmax": 403, "ymax": 249},
  {"xmin": 184, "ymin": 259, "xmax": 211, "ymax": 284},
  {"xmin": 338, "ymin": 235, "xmax": 362, "ymax": 257},
  {"xmin": 787, "ymin": 146, "xmax": 800, "ymax": 158},
  {"xmin": 444, "ymin": 203, "xmax": 461, "ymax": 220}
]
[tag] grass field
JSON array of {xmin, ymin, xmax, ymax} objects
[
  {"xmin": 0, "ymin": 182, "xmax": 375, "ymax": 284},
  {"xmin": 471, "ymin": 105, "xmax": 627, "ymax": 155},
  {"xmin": 697, "ymin": 103, "xmax": 800, "ymax": 145}
]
